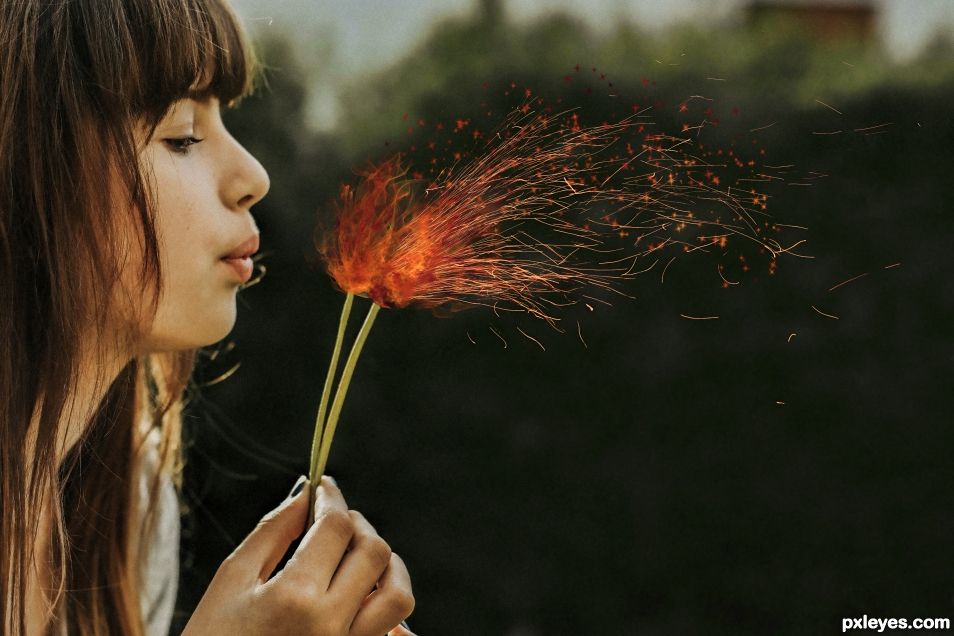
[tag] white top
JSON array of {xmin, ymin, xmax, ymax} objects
[
  {"xmin": 137, "ymin": 431, "xmax": 180, "ymax": 636},
  {"xmin": 53, "ymin": 430, "xmax": 179, "ymax": 635}
]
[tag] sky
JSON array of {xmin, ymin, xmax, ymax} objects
[{"xmin": 231, "ymin": 0, "xmax": 954, "ymax": 129}]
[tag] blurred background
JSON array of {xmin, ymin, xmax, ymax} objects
[{"xmin": 173, "ymin": 1, "xmax": 954, "ymax": 634}]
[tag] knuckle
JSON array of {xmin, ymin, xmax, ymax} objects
[
  {"xmin": 383, "ymin": 587, "xmax": 415, "ymax": 618},
  {"xmin": 348, "ymin": 510, "xmax": 392, "ymax": 568},
  {"xmin": 348, "ymin": 510, "xmax": 382, "ymax": 541},
  {"xmin": 316, "ymin": 509, "xmax": 354, "ymax": 541},
  {"xmin": 216, "ymin": 553, "xmax": 244, "ymax": 578},
  {"xmin": 252, "ymin": 510, "xmax": 287, "ymax": 540},
  {"xmin": 258, "ymin": 508, "xmax": 282, "ymax": 527},
  {"xmin": 364, "ymin": 536, "xmax": 392, "ymax": 568},
  {"xmin": 348, "ymin": 509, "xmax": 377, "ymax": 537},
  {"xmin": 273, "ymin": 581, "xmax": 318, "ymax": 616}
]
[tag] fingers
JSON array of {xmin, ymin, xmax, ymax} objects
[
  {"xmin": 328, "ymin": 511, "xmax": 392, "ymax": 617},
  {"xmin": 313, "ymin": 475, "xmax": 350, "ymax": 516},
  {"xmin": 387, "ymin": 622, "xmax": 419, "ymax": 636},
  {"xmin": 282, "ymin": 476, "xmax": 354, "ymax": 590},
  {"xmin": 349, "ymin": 553, "xmax": 415, "ymax": 636},
  {"xmin": 241, "ymin": 475, "xmax": 413, "ymax": 636},
  {"xmin": 226, "ymin": 476, "xmax": 309, "ymax": 583}
]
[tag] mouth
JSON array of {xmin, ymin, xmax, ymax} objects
[{"xmin": 220, "ymin": 234, "xmax": 260, "ymax": 284}]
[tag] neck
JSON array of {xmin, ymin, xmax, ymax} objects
[{"xmin": 61, "ymin": 350, "xmax": 131, "ymax": 461}]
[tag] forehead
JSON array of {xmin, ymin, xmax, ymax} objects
[{"xmin": 125, "ymin": 1, "xmax": 254, "ymax": 122}]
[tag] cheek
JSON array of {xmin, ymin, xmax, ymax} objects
[
  {"xmin": 133, "ymin": 152, "xmax": 240, "ymax": 351},
  {"xmin": 144, "ymin": 214, "xmax": 240, "ymax": 350}
]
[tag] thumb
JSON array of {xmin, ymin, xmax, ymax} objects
[{"xmin": 231, "ymin": 476, "xmax": 309, "ymax": 583}]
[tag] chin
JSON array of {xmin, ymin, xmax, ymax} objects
[
  {"xmin": 192, "ymin": 327, "xmax": 235, "ymax": 349},
  {"xmin": 143, "ymin": 309, "xmax": 238, "ymax": 352},
  {"xmin": 194, "ymin": 313, "xmax": 239, "ymax": 347}
]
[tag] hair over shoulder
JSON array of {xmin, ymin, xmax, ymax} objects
[{"xmin": 0, "ymin": 0, "xmax": 258, "ymax": 633}]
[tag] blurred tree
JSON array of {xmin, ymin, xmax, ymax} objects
[
  {"xmin": 479, "ymin": 0, "xmax": 504, "ymax": 26},
  {"xmin": 174, "ymin": 9, "xmax": 954, "ymax": 635}
]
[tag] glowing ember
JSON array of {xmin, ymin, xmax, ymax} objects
[
  {"xmin": 306, "ymin": 73, "xmax": 814, "ymax": 500},
  {"xmin": 318, "ymin": 100, "xmax": 800, "ymax": 328}
]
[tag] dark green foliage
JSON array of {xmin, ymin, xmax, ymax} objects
[{"xmin": 174, "ymin": 13, "xmax": 954, "ymax": 636}]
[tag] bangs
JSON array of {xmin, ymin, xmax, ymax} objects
[{"xmin": 123, "ymin": 0, "xmax": 257, "ymax": 122}]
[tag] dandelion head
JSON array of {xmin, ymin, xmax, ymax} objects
[
  {"xmin": 317, "ymin": 85, "xmax": 806, "ymax": 327},
  {"xmin": 320, "ymin": 157, "xmax": 410, "ymax": 298}
]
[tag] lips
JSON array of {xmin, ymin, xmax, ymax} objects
[
  {"xmin": 220, "ymin": 234, "xmax": 260, "ymax": 284},
  {"xmin": 221, "ymin": 234, "xmax": 260, "ymax": 260}
]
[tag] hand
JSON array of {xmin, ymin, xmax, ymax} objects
[
  {"xmin": 387, "ymin": 621, "xmax": 419, "ymax": 636},
  {"xmin": 183, "ymin": 476, "xmax": 415, "ymax": 636}
]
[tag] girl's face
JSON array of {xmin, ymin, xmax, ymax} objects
[{"xmin": 134, "ymin": 96, "xmax": 270, "ymax": 353}]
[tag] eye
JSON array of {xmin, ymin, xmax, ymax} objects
[{"xmin": 164, "ymin": 136, "xmax": 204, "ymax": 154}]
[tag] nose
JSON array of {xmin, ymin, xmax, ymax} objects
[{"xmin": 223, "ymin": 135, "xmax": 270, "ymax": 211}]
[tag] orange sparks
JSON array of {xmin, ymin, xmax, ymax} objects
[
  {"xmin": 318, "ymin": 132, "xmax": 625, "ymax": 325},
  {"xmin": 318, "ymin": 101, "xmax": 796, "ymax": 328},
  {"xmin": 516, "ymin": 326, "xmax": 546, "ymax": 351},
  {"xmin": 814, "ymin": 99, "xmax": 843, "ymax": 115},
  {"xmin": 576, "ymin": 320, "xmax": 588, "ymax": 348},
  {"xmin": 489, "ymin": 325, "xmax": 508, "ymax": 348},
  {"xmin": 827, "ymin": 272, "xmax": 869, "ymax": 292},
  {"xmin": 811, "ymin": 304, "xmax": 840, "ymax": 320}
]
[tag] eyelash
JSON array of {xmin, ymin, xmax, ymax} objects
[{"xmin": 164, "ymin": 136, "xmax": 204, "ymax": 154}]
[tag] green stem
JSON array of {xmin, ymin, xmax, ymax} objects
[
  {"xmin": 308, "ymin": 293, "xmax": 354, "ymax": 520},
  {"xmin": 314, "ymin": 300, "xmax": 381, "ymax": 481}
]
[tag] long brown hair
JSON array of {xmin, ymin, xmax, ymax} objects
[{"xmin": 0, "ymin": 0, "xmax": 257, "ymax": 633}]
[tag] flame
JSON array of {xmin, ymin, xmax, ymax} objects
[
  {"xmin": 318, "ymin": 107, "xmax": 793, "ymax": 326},
  {"xmin": 323, "ymin": 158, "xmax": 410, "ymax": 301}
]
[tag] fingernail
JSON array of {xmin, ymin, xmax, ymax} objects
[
  {"xmin": 288, "ymin": 475, "xmax": 307, "ymax": 498},
  {"xmin": 400, "ymin": 620, "xmax": 410, "ymax": 629},
  {"xmin": 326, "ymin": 475, "xmax": 337, "ymax": 486}
]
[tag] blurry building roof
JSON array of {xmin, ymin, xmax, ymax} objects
[{"xmin": 747, "ymin": 0, "xmax": 877, "ymax": 41}]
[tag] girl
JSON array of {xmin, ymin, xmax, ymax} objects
[{"xmin": 0, "ymin": 0, "xmax": 416, "ymax": 634}]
